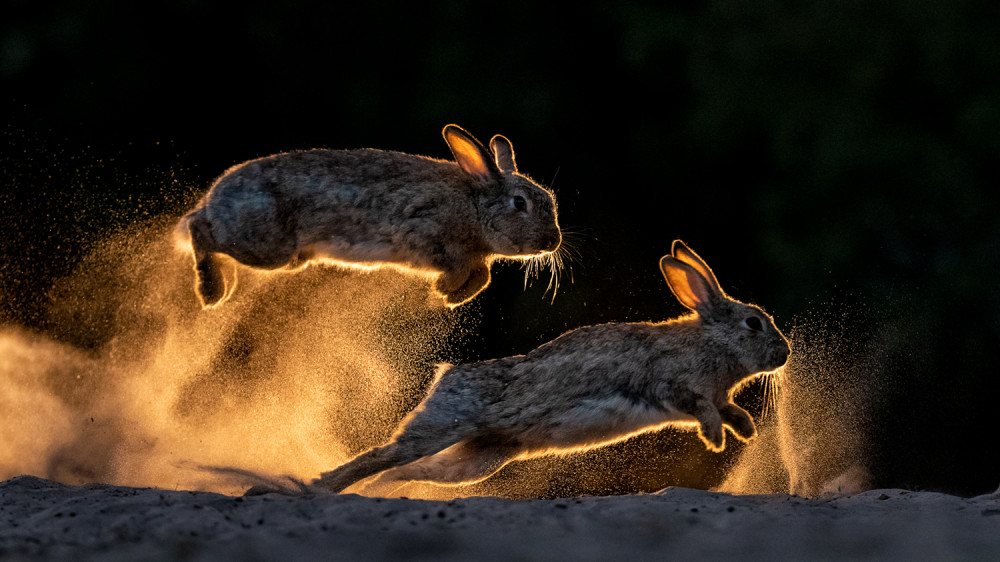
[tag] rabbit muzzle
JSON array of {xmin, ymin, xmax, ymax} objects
[
  {"xmin": 516, "ymin": 234, "xmax": 561, "ymax": 256},
  {"xmin": 542, "ymin": 232, "xmax": 562, "ymax": 253},
  {"xmin": 769, "ymin": 339, "xmax": 791, "ymax": 370}
]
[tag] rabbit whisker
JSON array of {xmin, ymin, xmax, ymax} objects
[
  {"xmin": 520, "ymin": 237, "xmax": 576, "ymax": 302},
  {"xmin": 760, "ymin": 366, "xmax": 783, "ymax": 420},
  {"xmin": 761, "ymin": 371, "xmax": 772, "ymax": 420}
]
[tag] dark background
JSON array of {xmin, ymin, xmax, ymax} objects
[{"xmin": 2, "ymin": 0, "xmax": 999, "ymax": 496}]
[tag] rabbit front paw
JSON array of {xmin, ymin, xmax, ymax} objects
[
  {"xmin": 687, "ymin": 396, "xmax": 726, "ymax": 452},
  {"xmin": 437, "ymin": 264, "xmax": 491, "ymax": 306},
  {"xmin": 720, "ymin": 403, "xmax": 757, "ymax": 441},
  {"xmin": 698, "ymin": 422, "xmax": 726, "ymax": 452}
]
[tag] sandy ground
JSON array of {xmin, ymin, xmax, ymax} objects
[{"xmin": 1, "ymin": 476, "xmax": 998, "ymax": 561}]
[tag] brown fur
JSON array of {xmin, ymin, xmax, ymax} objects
[
  {"xmin": 312, "ymin": 241, "xmax": 791, "ymax": 494},
  {"xmin": 177, "ymin": 125, "xmax": 561, "ymax": 308}
]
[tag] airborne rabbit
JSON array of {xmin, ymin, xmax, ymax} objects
[{"xmin": 177, "ymin": 125, "xmax": 562, "ymax": 308}]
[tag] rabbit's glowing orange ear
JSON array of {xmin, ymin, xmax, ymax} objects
[
  {"xmin": 443, "ymin": 125, "xmax": 495, "ymax": 182},
  {"xmin": 660, "ymin": 256, "xmax": 715, "ymax": 312},
  {"xmin": 671, "ymin": 240, "xmax": 725, "ymax": 297},
  {"xmin": 490, "ymin": 135, "xmax": 518, "ymax": 173}
]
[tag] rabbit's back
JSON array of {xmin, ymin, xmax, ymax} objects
[
  {"xmin": 429, "ymin": 323, "xmax": 700, "ymax": 451},
  {"xmin": 204, "ymin": 149, "xmax": 474, "ymax": 228},
  {"xmin": 194, "ymin": 148, "xmax": 485, "ymax": 267}
]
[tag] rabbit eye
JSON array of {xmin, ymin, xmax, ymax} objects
[
  {"xmin": 512, "ymin": 195, "xmax": 528, "ymax": 212},
  {"xmin": 743, "ymin": 317, "xmax": 763, "ymax": 331}
]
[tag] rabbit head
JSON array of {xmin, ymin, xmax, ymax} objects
[
  {"xmin": 442, "ymin": 125, "xmax": 561, "ymax": 258},
  {"xmin": 660, "ymin": 240, "xmax": 791, "ymax": 380}
]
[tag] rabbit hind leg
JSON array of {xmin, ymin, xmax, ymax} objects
[
  {"xmin": 370, "ymin": 435, "xmax": 518, "ymax": 491},
  {"xmin": 312, "ymin": 443, "xmax": 411, "ymax": 493},
  {"xmin": 188, "ymin": 215, "xmax": 231, "ymax": 308},
  {"xmin": 313, "ymin": 430, "xmax": 466, "ymax": 493}
]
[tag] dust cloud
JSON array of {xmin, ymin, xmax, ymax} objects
[
  {"xmin": 1, "ymin": 218, "xmax": 468, "ymax": 495},
  {"xmin": 719, "ymin": 302, "xmax": 900, "ymax": 495},
  {"xmin": 2, "ymin": 186, "xmax": 897, "ymax": 499}
]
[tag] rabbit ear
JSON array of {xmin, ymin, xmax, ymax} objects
[
  {"xmin": 443, "ymin": 125, "xmax": 497, "ymax": 183},
  {"xmin": 490, "ymin": 135, "xmax": 518, "ymax": 173},
  {"xmin": 659, "ymin": 256, "xmax": 720, "ymax": 312},
  {"xmin": 671, "ymin": 240, "xmax": 724, "ymax": 296}
]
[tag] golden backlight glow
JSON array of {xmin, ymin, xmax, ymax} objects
[
  {"xmin": 2, "ymin": 212, "xmax": 870, "ymax": 499},
  {"xmin": 0, "ymin": 220, "xmax": 466, "ymax": 495},
  {"xmin": 444, "ymin": 132, "xmax": 492, "ymax": 178}
]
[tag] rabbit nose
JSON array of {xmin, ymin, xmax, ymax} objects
[
  {"xmin": 544, "ymin": 234, "xmax": 561, "ymax": 252},
  {"xmin": 777, "ymin": 346, "xmax": 791, "ymax": 364}
]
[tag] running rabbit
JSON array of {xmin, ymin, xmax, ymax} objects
[
  {"xmin": 313, "ymin": 240, "xmax": 791, "ymax": 493},
  {"xmin": 177, "ymin": 125, "xmax": 562, "ymax": 308}
]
